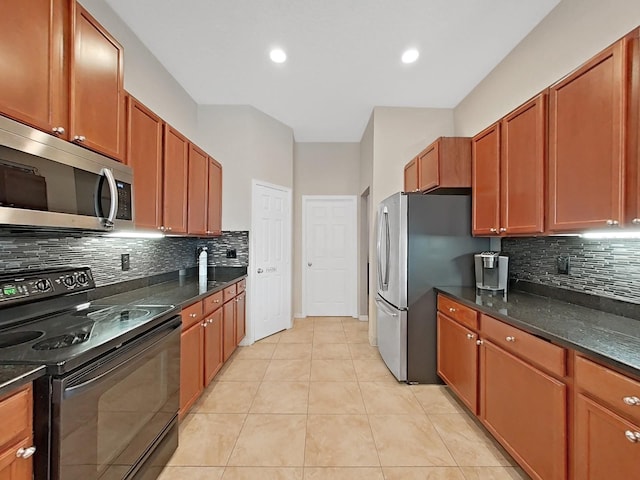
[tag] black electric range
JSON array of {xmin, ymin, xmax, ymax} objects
[{"xmin": 0, "ymin": 267, "xmax": 181, "ymax": 480}]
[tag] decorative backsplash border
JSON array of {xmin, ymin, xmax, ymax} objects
[
  {"xmin": 0, "ymin": 231, "xmax": 249, "ymax": 287},
  {"xmin": 502, "ymin": 237, "xmax": 640, "ymax": 305}
]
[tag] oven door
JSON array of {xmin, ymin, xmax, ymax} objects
[{"xmin": 51, "ymin": 318, "xmax": 180, "ymax": 480}]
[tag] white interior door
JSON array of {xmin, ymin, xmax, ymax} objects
[
  {"xmin": 303, "ymin": 196, "xmax": 357, "ymax": 317},
  {"xmin": 250, "ymin": 180, "xmax": 292, "ymax": 342}
]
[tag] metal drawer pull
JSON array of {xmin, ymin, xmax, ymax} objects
[
  {"xmin": 449, "ymin": 307, "xmax": 456, "ymax": 312},
  {"xmin": 202, "ymin": 321, "xmax": 208, "ymax": 328},
  {"xmin": 606, "ymin": 219, "xmax": 619, "ymax": 226},
  {"xmin": 633, "ymin": 218, "xmax": 640, "ymax": 225},
  {"xmin": 73, "ymin": 135, "xmax": 86, "ymax": 142},
  {"xmin": 623, "ymin": 396, "xmax": 640, "ymax": 406},
  {"xmin": 499, "ymin": 227, "xmax": 507, "ymax": 233},
  {"xmin": 506, "ymin": 336, "xmax": 515, "ymax": 342},
  {"xmin": 466, "ymin": 333, "xmax": 475, "ymax": 340},
  {"xmin": 189, "ymin": 313, "xmax": 197, "ymax": 318},
  {"xmin": 16, "ymin": 447, "xmax": 36, "ymax": 459},
  {"xmin": 624, "ymin": 430, "xmax": 640, "ymax": 443},
  {"xmin": 476, "ymin": 339, "xmax": 483, "ymax": 346},
  {"xmin": 489, "ymin": 228, "xmax": 498, "ymax": 233}
]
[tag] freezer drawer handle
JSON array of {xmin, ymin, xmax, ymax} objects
[{"xmin": 375, "ymin": 298, "xmax": 398, "ymax": 317}]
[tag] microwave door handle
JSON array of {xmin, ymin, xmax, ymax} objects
[{"xmin": 100, "ymin": 168, "xmax": 118, "ymax": 229}]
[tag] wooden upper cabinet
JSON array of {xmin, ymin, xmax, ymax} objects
[
  {"xmin": 500, "ymin": 93, "xmax": 546, "ymax": 235},
  {"xmin": 0, "ymin": 0, "xmax": 68, "ymax": 136},
  {"xmin": 627, "ymin": 29, "xmax": 640, "ymax": 226},
  {"xmin": 187, "ymin": 144, "xmax": 208, "ymax": 235},
  {"xmin": 418, "ymin": 137, "xmax": 471, "ymax": 192},
  {"xmin": 207, "ymin": 157, "xmax": 223, "ymax": 236},
  {"xmin": 70, "ymin": 3, "xmax": 125, "ymax": 161},
  {"xmin": 548, "ymin": 36, "xmax": 631, "ymax": 232},
  {"xmin": 472, "ymin": 123, "xmax": 501, "ymax": 235},
  {"xmin": 481, "ymin": 340, "xmax": 567, "ymax": 480},
  {"xmin": 404, "ymin": 157, "xmax": 419, "ymax": 193},
  {"xmin": 163, "ymin": 125, "xmax": 189, "ymax": 234},
  {"xmin": 126, "ymin": 95, "xmax": 163, "ymax": 230}
]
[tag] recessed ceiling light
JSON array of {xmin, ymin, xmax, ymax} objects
[
  {"xmin": 270, "ymin": 48, "xmax": 287, "ymax": 64},
  {"xmin": 401, "ymin": 48, "xmax": 419, "ymax": 64}
]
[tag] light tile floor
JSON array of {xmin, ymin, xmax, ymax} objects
[{"xmin": 159, "ymin": 317, "xmax": 530, "ymax": 480}]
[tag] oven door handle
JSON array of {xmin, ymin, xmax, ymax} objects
[{"xmin": 61, "ymin": 319, "xmax": 179, "ymax": 398}]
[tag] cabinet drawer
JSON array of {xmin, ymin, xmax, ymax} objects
[
  {"xmin": 236, "ymin": 278, "xmax": 246, "ymax": 294},
  {"xmin": 575, "ymin": 355, "xmax": 640, "ymax": 425},
  {"xmin": 181, "ymin": 301, "xmax": 204, "ymax": 330},
  {"xmin": 223, "ymin": 284, "xmax": 237, "ymax": 303},
  {"xmin": 204, "ymin": 291, "xmax": 223, "ymax": 313},
  {"xmin": 0, "ymin": 385, "xmax": 31, "ymax": 451},
  {"xmin": 437, "ymin": 295, "xmax": 478, "ymax": 330},
  {"xmin": 480, "ymin": 314, "xmax": 566, "ymax": 377}
]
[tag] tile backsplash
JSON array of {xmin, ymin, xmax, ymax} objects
[
  {"xmin": 502, "ymin": 237, "xmax": 640, "ymax": 304},
  {"xmin": 0, "ymin": 231, "xmax": 249, "ymax": 287}
]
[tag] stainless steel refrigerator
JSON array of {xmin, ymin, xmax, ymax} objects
[{"xmin": 376, "ymin": 192, "xmax": 489, "ymax": 383}]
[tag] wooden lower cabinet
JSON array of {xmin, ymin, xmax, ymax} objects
[
  {"xmin": 574, "ymin": 394, "xmax": 640, "ymax": 479},
  {"xmin": 236, "ymin": 291, "xmax": 246, "ymax": 344},
  {"xmin": 436, "ymin": 313, "xmax": 479, "ymax": 414},
  {"xmin": 480, "ymin": 340, "xmax": 567, "ymax": 480},
  {"xmin": 0, "ymin": 385, "xmax": 34, "ymax": 480},
  {"xmin": 203, "ymin": 308, "xmax": 223, "ymax": 385},
  {"xmin": 223, "ymin": 299, "xmax": 236, "ymax": 361},
  {"xmin": 179, "ymin": 321, "xmax": 202, "ymax": 416}
]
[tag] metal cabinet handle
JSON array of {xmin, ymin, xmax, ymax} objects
[
  {"xmin": 52, "ymin": 126, "xmax": 65, "ymax": 135},
  {"xmin": 633, "ymin": 218, "xmax": 640, "ymax": 225},
  {"xmin": 16, "ymin": 447, "xmax": 36, "ymax": 459},
  {"xmin": 466, "ymin": 333, "xmax": 475, "ymax": 340},
  {"xmin": 489, "ymin": 228, "xmax": 498, "ymax": 233},
  {"xmin": 449, "ymin": 307, "xmax": 456, "ymax": 313},
  {"xmin": 158, "ymin": 226, "xmax": 166, "ymax": 232},
  {"xmin": 499, "ymin": 227, "xmax": 507, "ymax": 233},
  {"xmin": 506, "ymin": 336, "xmax": 515, "ymax": 342},
  {"xmin": 623, "ymin": 396, "xmax": 640, "ymax": 406},
  {"xmin": 257, "ymin": 268, "xmax": 263, "ymax": 274},
  {"xmin": 202, "ymin": 321, "xmax": 208, "ymax": 328},
  {"xmin": 214, "ymin": 299, "xmax": 220, "ymax": 303},
  {"xmin": 73, "ymin": 135, "xmax": 86, "ymax": 142},
  {"xmin": 166, "ymin": 227, "xmax": 172, "ymax": 232},
  {"xmin": 606, "ymin": 219, "xmax": 620, "ymax": 226},
  {"xmin": 625, "ymin": 430, "xmax": 640, "ymax": 443},
  {"xmin": 476, "ymin": 339, "xmax": 483, "ymax": 346},
  {"xmin": 189, "ymin": 313, "xmax": 197, "ymax": 318}
]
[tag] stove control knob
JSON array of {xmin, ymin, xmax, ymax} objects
[
  {"xmin": 76, "ymin": 273, "xmax": 88, "ymax": 285},
  {"xmin": 35, "ymin": 280, "xmax": 50, "ymax": 292},
  {"xmin": 63, "ymin": 276, "xmax": 76, "ymax": 288}
]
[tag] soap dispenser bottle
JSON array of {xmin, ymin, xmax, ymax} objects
[{"xmin": 196, "ymin": 246, "xmax": 208, "ymax": 281}]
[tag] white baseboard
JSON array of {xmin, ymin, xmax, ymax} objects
[
  {"xmin": 358, "ymin": 315, "xmax": 369, "ymax": 322},
  {"xmin": 294, "ymin": 312, "xmax": 306, "ymax": 319}
]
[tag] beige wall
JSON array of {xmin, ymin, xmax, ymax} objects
[
  {"xmin": 292, "ymin": 143, "xmax": 361, "ymax": 316},
  {"xmin": 455, "ymin": 0, "xmax": 640, "ymax": 137},
  {"xmin": 367, "ymin": 107, "xmax": 456, "ymax": 343},
  {"xmin": 80, "ymin": 0, "xmax": 199, "ymax": 138},
  {"xmin": 197, "ymin": 106, "xmax": 294, "ymax": 231}
]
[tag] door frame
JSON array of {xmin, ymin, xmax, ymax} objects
[
  {"xmin": 248, "ymin": 179, "xmax": 293, "ymax": 344},
  {"xmin": 301, "ymin": 195, "xmax": 358, "ymax": 318}
]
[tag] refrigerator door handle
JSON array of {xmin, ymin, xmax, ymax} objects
[
  {"xmin": 383, "ymin": 209, "xmax": 390, "ymax": 289},
  {"xmin": 375, "ymin": 297, "xmax": 398, "ymax": 317},
  {"xmin": 377, "ymin": 207, "xmax": 389, "ymax": 291}
]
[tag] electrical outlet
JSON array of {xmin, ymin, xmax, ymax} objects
[
  {"xmin": 226, "ymin": 248, "xmax": 237, "ymax": 258},
  {"xmin": 121, "ymin": 253, "xmax": 130, "ymax": 271},
  {"xmin": 557, "ymin": 255, "xmax": 569, "ymax": 274}
]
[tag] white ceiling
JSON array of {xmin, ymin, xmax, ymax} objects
[{"xmin": 105, "ymin": 0, "xmax": 560, "ymax": 142}]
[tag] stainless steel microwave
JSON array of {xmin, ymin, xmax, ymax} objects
[{"xmin": 0, "ymin": 115, "xmax": 134, "ymax": 231}]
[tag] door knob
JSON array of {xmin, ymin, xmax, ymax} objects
[
  {"xmin": 257, "ymin": 268, "xmax": 263, "ymax": 274},
  {"xmin": 307, "ymin": 262, "xmax": 312, "ymax": 267}
]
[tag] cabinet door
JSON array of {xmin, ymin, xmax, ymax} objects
[
  {"xmin": 207, "ymin": 158, "xmax": 223, "ymax": 235},
  {"xmin": 548, "ymin": 39, "xmax": 627, "ymax": 231},
  {"xmin": 575, "ymin": 394, "xmax": 640, "ymax": 480},
  {"xmin": 71, "ymin": 3, "xmax": 125, "ymax": 161},
  {"xmin": 0, "ymin": 0, "xmax": 67, "ymax": 136},
  {"xmin": 628, "ymin": 31, "xmax": 640, "ymax": 226},
  {"xmin": 187, "ymin": 144, "xmax": 208, "ymax": 235},
  {"xmin": 404, "ymin": 158, "xmax": 419, "ymax": 193},
  {"xmin": 472, "ymin": 123, "xmax": 501, "ymax": 235},
  {"xmin": 0, "ymin": 437, "xmax": 34, "ymax": 480},
  {"xmin": 236, "ymin": 291, "xmax": 246, "ymax": 344},
  {"xmin": 179, "ymin": 322, "xmax": 203, "ymax": 416},
  {"xmin": 203, "ymin": 309, "xmax": 223, "ymax": 386},
  {"xmin": 480, "ymin": 340, "xmax": 567, "ymax": 480},
  {"xmin": 222, "ymin": 299, "xmax": 236, "ymax": 362},
  {"xmin": 418, "ymin": 143, "xmax": 440, "ymax": 192},
  {"xmin": 126, "ymin": 96, "xmax": 163, "ymax": 230},
  {"xmin": 500, "ymin": 93, "xmax": 546, "ymax": 235},
  {"xmin": 163, "ymin": 125, "xmax": 189, "ymax": 234},
  {"xmin": 436, "ymin": 313, "xmax": 478, "ymax": 414}
]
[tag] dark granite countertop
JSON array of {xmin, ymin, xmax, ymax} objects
[
  {"xmin": 93, "ymin": 268, "xmax": 248, "ymax": 310},
  {"xmin": 436, "ymin": 287, "xmax": 640, "ymax": 378},
  {"xmin": 0, "ymin": 364, "xmax": 46, "ymax": 398}
]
